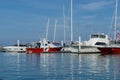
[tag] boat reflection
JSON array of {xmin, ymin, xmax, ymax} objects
[{"xmin": 25, "ymin": 53, "xmax": 120, "ymax": 80}]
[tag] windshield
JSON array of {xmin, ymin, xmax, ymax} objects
[{"xmin": 91, "ymin": 34, "xmax": 106, "ymax": 38}]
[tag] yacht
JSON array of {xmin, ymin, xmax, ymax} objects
[
  {"xmin": 63, "ymin": 33, "xmax": 110, "ymax": 53},
  {"xmin": 3, "ymin": 40, "xmax": 27, "ymax": 53},
  {"xmin": 26, "ymin": 38, "xmax": 62, "ymax": 53}
]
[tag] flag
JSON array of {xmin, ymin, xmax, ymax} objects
[{"xmin": 116, "ymin": 32, "xmax": 120, "ymax": 40}]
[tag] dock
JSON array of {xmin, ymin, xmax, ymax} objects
[{"xmin": 27, "ymin": 51, "xmax": 100, "ymax": 54}]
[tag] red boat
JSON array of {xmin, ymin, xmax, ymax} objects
[
  {"xmin": 98, "ymin": 46, "xmax": 120, "ymax": 54},
  {"xmin": 26, "ymin": 39, "xmax": 62, "ymax": 53},
  {"xmin": 98, "ymin": 0, "xmax": 120, "ymax": 55}
]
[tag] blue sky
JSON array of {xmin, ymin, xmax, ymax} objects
[{"xmin": 0, "ymin": 0, "xmax": 120, "ymax": 45}]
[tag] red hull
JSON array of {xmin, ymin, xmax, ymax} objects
[
  {"xmin": 98, "ymin": 47, "xmax": 120, "ymax": 55},
  {"xmin": 26, "ymin": 47, "xmax": 62, "ymax": 53}
]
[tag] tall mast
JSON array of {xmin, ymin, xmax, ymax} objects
[
  {"xmin": 63, "ymin": 5, "xmax": 66, "ymax": 43},
  {"xmin": 46, "ymin": 18, "xmax": 49, "ymax": 40},
  {"xmin": 53, "ymin": 19, "xmax": 57, "ymax": 42},
  {"xmin": 114, "ymin": 0, "xmax": 118, "ymax": 41},
  {"xmin": 71, "ymin": 0, "xmax": 73, "ymax": 42}
]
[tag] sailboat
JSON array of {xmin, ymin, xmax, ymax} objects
[
  {"xmin": 98, "ymin": 0, "xmax": 120, "ymax": 54},
  {"xmin": 62, "ymin": 0, "xmax": 110, "ymax": 53},
  {"xmin": 26, "ymin": 19, "xmax": 62, "ymax": 53},
  {"xmin": 26, "ymin": 38, "xmax": 62, "ymax": 53}
]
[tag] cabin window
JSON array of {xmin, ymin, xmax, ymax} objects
[
  {"xmin": 99, "ymin": 35, "xmax": 105, "ymax": 38},
  {"xmin": 95, "ymin": 42, "xmax": 107, "ymax": 46},
  {"xmin": 48, "ymin": 41, "xmax": 50, "ymax": 44},
  {"xmin": 36, "ymin": 43, "xmax": 41, "ymax": 48},
  {"xmin": 45, "ymin": 44, "xmax": 47, "ymax": 46},
  {"xmin": 91, "ymin": 35, "xmax": 98, "ymax": 38},
  {"xmin": 53, "ymin": 43, "xmax": 61, "ymax": 47},
  {"xmin": 91, "ymin": 34, "xmax": 106, "ymax": 38}
]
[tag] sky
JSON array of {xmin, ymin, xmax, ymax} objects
[{"xmin": 0, "ymin": 0, "xmax": 120, "ymax": 45}]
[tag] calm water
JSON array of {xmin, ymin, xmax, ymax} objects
[{"xmin": 0, "ymin": 52, "xmax": 120, "ymax": 80}]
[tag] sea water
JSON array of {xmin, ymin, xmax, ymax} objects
[{"xmin": 0, "ymin": 52, "xmax": 120, "ymax": 80}]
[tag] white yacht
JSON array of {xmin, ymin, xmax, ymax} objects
[
  {"xmin": 63, "ymin": 33, "xmax": 110, "ymax": 53},
  {"xmin": 3, "ymin": 40, "xmax": 27, "ymax": 53}
]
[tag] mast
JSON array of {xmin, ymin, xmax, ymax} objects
[
  {"xmin": 17, "ymin": 40, "xmax": 20, "ymax": 47},
  {"xmin": 53, "ymin": 19, "xmax": 57, "ymax": 42},
  {"xmin": 63, "ymin": 5, "xmax": 66, "ymax": 43},
  {"xmin": 71, "ymin": 0, "xmax": 73, "ymax": 42},
  {"xmin": 78, "ymin": 36, "xmax": 81, "ymax": 53},
  {"xmin": 114, "ymin": 0, "xmax": 118, "ymax": 41},
  {"xmin": 46, "ymin": 18, "xmax": 49, "ymax": 40}
]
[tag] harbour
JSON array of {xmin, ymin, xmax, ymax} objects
[
  {"xmin": 0, "ymin": 0, "xmax": 120, "ymax": 54},
  {"xmin": 0, "ymin": 0, "xmax": 120, "ymax": 79}
]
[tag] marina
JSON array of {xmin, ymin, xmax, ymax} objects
[
  {"xmin": 1, "ymin": 0, "xmax": 119, "ymax": 54},
  {"xmin": 0, "ymin": 0, "xmax": 120, "ymax": 79}
]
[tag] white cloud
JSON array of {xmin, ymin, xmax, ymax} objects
[{"xmin": 78, "ymin": 1, "xmax": 114, "ymax": 11}]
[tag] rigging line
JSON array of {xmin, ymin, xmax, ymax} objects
[
  {"xmin": 108, "ymin": 9, "xmax": 115, "ymax": 38},
  {"xmin": 114, "ymin": 0, "xmax": 118, "ymax": 41},
  {"xmin": 46, "ymin": 18, "xmax": 49, "ymax": 40},
  {"xmin": 63, "ymin": 5, "xmax": 66, "ymax": 43}
]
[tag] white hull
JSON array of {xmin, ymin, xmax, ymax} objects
[
  {"xmin": 63, "ymin": 33, "xmax": 109, "ymax": 53},
  {"xmin": 63, "ymin": 46, "xmax": 100, "ymax": 53},
  {"xmin": 3, "ymin": 46, "xmax": 26, "ymax": 53}
]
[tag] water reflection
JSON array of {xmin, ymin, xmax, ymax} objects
[
  {"xmin": 25, "ymin": 53, "xmax": 120, "ymax": 80},
  {"xmin": 0, "ymin": 53, "xmax": 120, "ymax": 80},
  {"xmin": 112, "ymin": 55, "xmax": 120, "ymax": 80}
]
